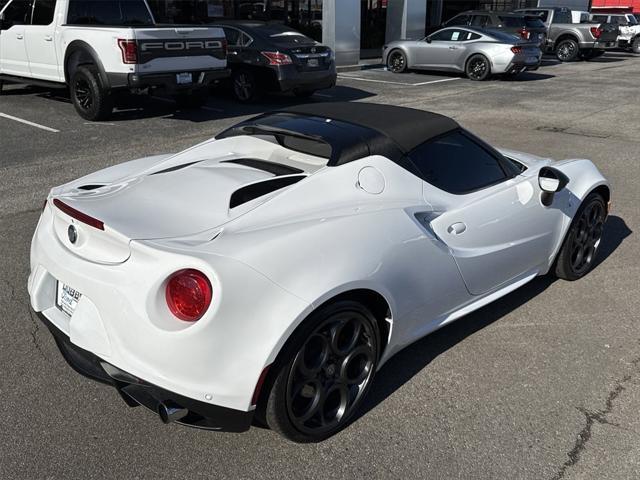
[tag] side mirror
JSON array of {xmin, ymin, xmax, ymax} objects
[
  {"xmin": 425, "ymin": 36, "xmax": 432, "ymax": 43},
  {"xmin": 539, "ymin": 166, "xmax": 569, "ymax": 206}
]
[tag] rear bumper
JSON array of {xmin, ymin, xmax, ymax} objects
[
  {"xmin": 36, "ymin": 310, "xmax": 253, "ymax": 432},
  {"xmin": 271, "ymin": 64, "xmax": 337, "ymax": 92},
  {"xmin": 108, "ymin": 68, "xmax": 231, "ymax": 91}
]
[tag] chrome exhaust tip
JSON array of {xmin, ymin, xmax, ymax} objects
[{"xmin": 157, "ymin": 401, "xmax": 188, "ymax": 424}]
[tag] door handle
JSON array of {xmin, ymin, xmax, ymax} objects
[
  {"xmin": 449, "ymin": 46, "xmax": 458, "ymax": 50},
  {"xmin": 16, "ymin": 34, "xmax": 24, "ymax": 40},
  {"xmin": 44, "ymin": 35, "xmax": 53, "ymax": 41},
  {"xmin": 447, "ymin": 222, "xmax": 467, "ymax": 235}
]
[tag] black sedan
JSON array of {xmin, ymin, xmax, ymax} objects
[{"xmin": 212, "ymin": 21, "xmax": 337, "ymax": 102}]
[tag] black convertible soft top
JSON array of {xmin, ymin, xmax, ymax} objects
[
  {"xmin": 279, "ymin": 102, "xmax": 459, "ymax": 154},
  {"xmin": 217, "ymin": 102, "xmax": 460, "ymax": 167}
]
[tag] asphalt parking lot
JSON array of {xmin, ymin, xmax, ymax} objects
[{"xmin": 1, "ymin": 52, "xmax": 639, "ymax": 479}]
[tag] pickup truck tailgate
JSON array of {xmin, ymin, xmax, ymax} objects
[{"xmin": 134, "ymin": 27, "xmax": 226, "ymax": 73}]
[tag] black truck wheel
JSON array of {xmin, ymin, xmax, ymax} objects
[{"xmin": 70, "ymin": 65, "xmax": 113, "ymax": 121}]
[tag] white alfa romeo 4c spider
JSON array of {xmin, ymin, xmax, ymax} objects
[{"xmin": 28, "ymin": 103, "xmax": 610, "ymax": 442}]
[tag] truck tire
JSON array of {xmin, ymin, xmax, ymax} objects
[
  {"xmin": 70, "ymin": 65, "xmax": 113, "ymax": 121},
  {"xmin": 556, "ymin": 38, "xmax": 579, "ymax": 62},
  {"xmin": 173, "ymin": 89, "xmax": 209, "ymax": 109},
  {"xmin": 633, "ymin": 37, "xmax": 640, "ymax": 54}
]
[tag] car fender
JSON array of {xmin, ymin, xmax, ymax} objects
[
  {"xmin": 64, "ymin": 40, "xmax": 111, "ymax": 88},
  {"xmin": 546, "ymin": 158, "xmax": 610, "ymax": 265}
]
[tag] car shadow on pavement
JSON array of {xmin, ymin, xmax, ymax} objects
[
  {"xmin": 500, "ymin": 72, "xmax": 555, "ymax": 81},
  {"xmin": 355, "ymin": 215, "xmax": 631, "ymax": 423}
]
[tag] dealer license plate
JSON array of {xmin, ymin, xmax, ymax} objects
[
  {"xmin": 176, "ymin": 72, "xmax": 193, "ymax": 85},
  {"xmin": 56, "ymin": 281, "xmax": 81, "ymax": 316},
  {"xmin": 307, "ymin": 58, "xmax": 319, "ymax": 67}
]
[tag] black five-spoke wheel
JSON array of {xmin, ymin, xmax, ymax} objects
[
  {"xmin": 263, "ymin": 300, "xmax": 380, "ymax": 442},
  {"xmin": 555, "ymin": 193, "xmax": 607, "ymax": 280}
]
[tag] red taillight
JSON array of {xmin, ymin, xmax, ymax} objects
[
  {"xmin": 166, "ymin": 269, "xmax": 212, "ymax": 322},
  {"xmin": 518, "ymin": 28, "xmax": 530, "ymax": 40},
  {"xmin": 590, "ymin": 27, "xmax": 602, "ymax": 39},
  {"xmin": 117, "ymin": 38, "xmax": 138, "ymax": 64},
  {"xmin": 53, "ymin": 199, "xmax": 104, "ymax": 230},
  {"xmin": 511, "ymin": 46, "xmax": 523, "ymax": 54},
  {"xmin": 261, "ymin": 51, "xmax": 293, "ymax": 65}
]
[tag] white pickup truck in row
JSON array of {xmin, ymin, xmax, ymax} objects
[{"xmin": 0, "ymin": 0, "xmax": 229, "ymax": 120}]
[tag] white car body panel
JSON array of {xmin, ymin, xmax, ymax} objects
[{"xmin": 28, "ymin": 111, "xmax": 609, "ymax": 416}]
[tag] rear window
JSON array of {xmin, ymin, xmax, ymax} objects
[
  {"xmin": 485, "ymin": 29, "xmax": 520, "ymax": 43},
  {"xmin": 67, "ymin": 0, "xmax": 153, "ymax": 25},
  {"xmin": 525, "ymin": 18, "xmax": 545, "ymax": 28},
  {"xmin": 499, "ymin": 16, "xmax": 526, "ymax": 27}
]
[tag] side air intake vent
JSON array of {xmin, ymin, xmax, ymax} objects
[
  {"xmin": 229, "ymin": 175, "xmax": 305, "ymax": 209},
  {"xmin": 77, "ymin": 184, "xmax": 106, "ymax": 191},
  {"xmin": 222, "ymin": 158, "xmax": 303, "ymax": 176}
]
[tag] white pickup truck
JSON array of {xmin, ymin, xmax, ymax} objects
[
  {"xmin": 591, "ymin": 13, "xmax": 640, "ymax": 53},
  {"xmin": 0, "ymin": 0, "xmax": 229, "ymax": 120}
]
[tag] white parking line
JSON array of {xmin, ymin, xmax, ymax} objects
[
  {"xmin": 337, "ymin": 75, "xmax": 460, "ymax": 87},
  {"xmin": 0, "ymin": 112, "xmax": 59, "ymax": 133}
]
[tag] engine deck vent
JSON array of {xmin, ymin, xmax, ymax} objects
[
  {"xmin": 229, "ymin": 175, "xmax": 306, "ymax": 209},
  {"xmin": 222, "ymin": 158, "xmax": 303, "ymax": 176}
]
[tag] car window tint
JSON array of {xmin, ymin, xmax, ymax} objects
[
  {"xmin": 470, "ymin": 15, "xmax": 485, "ymax": 26},
  {"xmin": 430, "ymin": 29, "xmax": 454, "ymax": 41},
  {"xmin": 1, "ymin": 0, "xmax": 32, "ymax": 26},
  {"xmin": 240, "ymin": 32, "xmax": 252, "ymax": 46},
  {"xmin": 554, "ymin": 10, "xmax": 572, "ymax": 23},
  {"xmin": 499, "ymin": 16, "xmax": 525, "ymax": 27},
  {"xmin": 628, "ymin": 15, "xmax": 638, "ymax": 25},
  {"xmin": 223, "ymin": 27, "xmax": 241, "ymax": 46},
  {"xmin": 591, "ymin": 15, "xmax": 607, "ymax": 23},
  {"xmin": 67, "ymin": 0, "xmax": 153, "ymax": 26},
  {"xmin": 525, "ymin": 10, "xmax": 548, "ymax": 22},
  {"xmin": 525, "ymin": 18, "xmax": 545, "ymax": 28},
  {"xmin": 446, "ymin": 14, "xmax": 469, "ymax": 26},
  {"xmin": 409, "ymin": 132, "xmax": 507, "ymax": 194},
  {"xmin": 468, "ymin": 32, "xmax": 481, "ymax": 40},
  {"xmin": 455, "ymin": 30, "xmax": 477, "ymax": 41},
  {"xmin": 32, "ymin": 0, "xmax": 56, "ymax": 25}
]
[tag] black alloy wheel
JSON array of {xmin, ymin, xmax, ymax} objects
[
  {"xmin": 232, "ymin": 70, "xmax": 259, "ymax": 103},
  {"xmin": 387, "ymin": 50, "xmax": 407, "ymax": 73},
  {"xmin": 70, "ymin": 65, "xmax": 113, "ymax": 121},
  {"xmin": 556, "ymin": 39, "xmax": 579, "ymax": 62},
  {"xmin": 554, "ymin": 193, "xmax": 607, "ymax": 280},
  {"xmin": 466, "ymin": 54, "xmax": 490, "ymax": 81},
  {"xmin": 264, "ymin": 300, "xmax": 380, "ymax": 442}
]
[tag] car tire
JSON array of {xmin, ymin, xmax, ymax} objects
[
  {"xmin": 293, "ymin": 89, "xmax": 316, "ymax": 98},
  {"xmin": 231, "ymin": 69, "xmax": 261, "ymax": 103},
  {"xmin": 263, "ymin": 300, "xmax": 380, "ymax": 443},
  {"xmin": 386, "ymin": 49, "xmax": 407, "ymax": 73},
  {"xmin": 173, "ymin": 89, "xmax": 208, "ymax": 109},
  {"xmin": 465, "ymin": 54, "xmax": 491, "ymax": 81},
  {"xmin": 555, "ymin": 39, "xmax": 579, "ymax": 62},
  {"xmin": 70, "ymin": 65, "xmax": 113, "ymax": 121},
  {"xmin": 632, "ymin": 37, "xmax": 640, "ymax": 54},
  {"xmin": 553, "ymin": 192, "xmax": 607, "ymax": 281}
]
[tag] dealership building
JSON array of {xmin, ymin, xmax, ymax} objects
[{"xmin": 150, "ymin": 0, "xmax": 544, "ymax": 65}]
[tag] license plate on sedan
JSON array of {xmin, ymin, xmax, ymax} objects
[
  {"xmin": 176, "ymin": 72, "xmax": 193, "ymax": 85},
  {"xmin": 307, "ymin": 58, "xmax": 319, "ymax": 67},
  {"xmin": 56, "ymin": 281, "xmax": 81, "ymax": 317}
]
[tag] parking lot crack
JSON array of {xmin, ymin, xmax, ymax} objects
[
  {"xmin": 27, "ymin": 309, "xmax": 49, "ymax": 362},
  {"xmin": 550, "ymin": 364, "xmax": 640, "ymax": 480}
]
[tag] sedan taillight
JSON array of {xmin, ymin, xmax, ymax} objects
[
  {"xmin": 518, "ymin": 28, "xmax": 530, "ymax": 40},
  {"xmin": 166, "ymin": 269, "xmax": 212, "ymax": 322},
  {"xmin": 511, "ymin": 46, "xmax": 523, "ymax": 54},
  {"xmin": 117, "ymin": 39, "xmax": 138, "ymax": 64},
  {"xmin": 261, "ymin": 51, "xmax": 293, "ymax": 65}
]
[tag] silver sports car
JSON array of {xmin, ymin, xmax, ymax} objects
[{"xmin": 382, "ymin": 27, "xmax": 542, "ymax": 80}]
